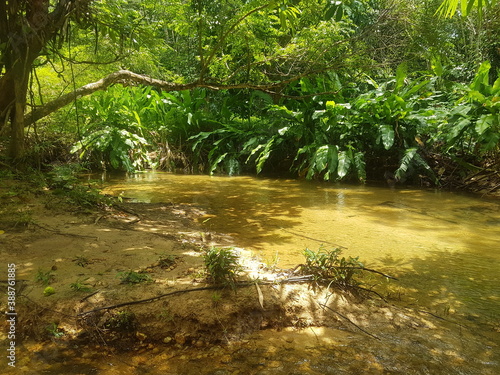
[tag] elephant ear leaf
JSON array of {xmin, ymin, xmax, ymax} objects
[
  {"xmin": 379, "ymin": 125, "xmax": 395, "ymax": 150},
  {"xmin": 337, "ymin": 150, "xmax": 352, "ymax": 178}
]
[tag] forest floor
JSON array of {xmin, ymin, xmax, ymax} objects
[{"xmin": 0, "ymin": 177, "xmax": 499, "ymax": 374}]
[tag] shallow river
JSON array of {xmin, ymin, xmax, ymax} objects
[
  {"xmin": 104, "ymin": 172, "xmax": 500, "ymax": 320},
  {"xmin": 15, "ymin": 172, "xmax": 500, "ymax": 374}
]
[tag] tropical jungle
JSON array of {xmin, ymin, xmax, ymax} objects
[{"xmin": 0, "ymin": 0, "xmax": 499, "ymax": 374}]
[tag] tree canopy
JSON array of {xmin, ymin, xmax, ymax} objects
[{"xmin": 0, "ymin": 0, "xmax": 498, "ymax": 188}]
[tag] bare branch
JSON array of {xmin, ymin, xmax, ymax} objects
[{"xmin": 24, "ymin": 69, "xmax": 289, "ymax": 126}]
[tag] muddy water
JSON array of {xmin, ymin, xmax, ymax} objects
[
  {"xmin": 13, "ymin": 172, "xmax": 499, "ymax": 374},
  {"xmin": 103, "ymin": 172, "xmax": 500, "ymax": 319}
]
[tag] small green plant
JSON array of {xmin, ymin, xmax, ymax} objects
[
  {"xmin": 43, "ymin": 286, "xmax": 56, "ymax": 296},
  {"xmin": 264, "ymin": 251, "xmax": 280, "ymax": 270},
  {"xmin": 211, "ymin": 291, "xmax": 223, "ymax": 305},
  {"xmin": 117, "ymin": 270, "xmax": 152, "ymax": 284},
  {"xmin": 203, "ymin": 247, "xmax": 240, "ymax": 288},
  {"xmin": 158, "ymin": 309, "xmax": 175, "ymax": 322},
  {"xmin": 14, "ymin": 210, "xmax": 33, "ymax": 227},
  {"xmin": 73, "ymin": 255, "xmax": 91, "ymax": 267},
  {"xmin": 35, "ymin": 269, "xmax": 55, "ymax": 286},
  {"xmin": 301, "ymin": 246, "xmax": 364, "ymax": 288},
  {"xmin": 69, "ymin": 278, "xmax": 93, "ymax": 292},
  {"xmin": 47, "ymin": 164, "xmax": 82, "ymax": 190},
  {"xmin": 158, "ymin": 254, "xmax": 176, "ymax": 268},
  {"xmin": 46, "ymin": 323, "xmax": 64, "ymax": 338}
]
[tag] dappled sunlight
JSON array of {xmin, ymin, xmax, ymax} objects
[
  {"xmin": 102, "ymin": 174, "xmax": 500, "ymax": 323},
  {"xmin": 4, "ymin": 173, "xmax": 497, "ymax": 374}
]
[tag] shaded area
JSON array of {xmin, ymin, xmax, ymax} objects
[{"xmin": 378, "ymin": 250, "xmax": 500, "ymax": 329}]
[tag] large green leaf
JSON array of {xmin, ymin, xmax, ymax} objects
[
  {"xmin": 337, "ymin": 150, "xmax": 351, "ymax": 178},
  {"xmin": 395, "ymin": 63, "xmax": 407, "ymax": 92},
  {"xmin": 379, "ymin": 125, "xmax": 395, "ymax": 150},
  {"xmin": 353, "ymin": 152, "xmax": 366, "ymax": 182},
  {"xmin": 476, "ymin": 114, "xmax": 494, "ymax": 135},
  {"xmin": 395, "ymin": 148, "xmax": 417, "ymax": 181},
  {"xmin": 471, "ymin": 61, "xmax": 491, "ymax": 93},
  {"xmin": 325, "ymin": 145, "xmax": 339, "ymax": 181}
]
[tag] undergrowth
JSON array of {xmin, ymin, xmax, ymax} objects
[
  {"xmin": 203, "ymin": 247, "xmax": 241, "ymax": 289},
  {"xmin": 301, "ymin": 246, "xmax": 364, "ymax": 289}
]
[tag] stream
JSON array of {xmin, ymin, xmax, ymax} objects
[
  {"xmin": 103, "ymin": 172, "xmax": 500, "ymax": 321},
  {"xmin": 11, "ymin": 172, "xmax": 500, "ymax": 374}
]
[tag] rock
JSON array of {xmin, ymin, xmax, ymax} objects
[
  {"xmin": 175, "ymin": 333, "xmax": 186, "ymax": 345},
  {"xmin": 163, "ymin": 336, "xmax": 173, "ymax": 344}
]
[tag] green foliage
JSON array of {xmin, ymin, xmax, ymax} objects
[
  {"xmin": 436, "ymin": 0, "xmax": 495, "ymax": 19},
  {"xmin": 13, "ymin": 210, "xmax": 34, "ymax": 228},
  {"xmin": 117, "ymin": 270, "xmax": 152, "ymax": 284},
  {"xmin": 11, "ymin": 0, "xmax": 497, "ymax": 188},
  {"xmin": 73, "ymin": 86, "xmax": 154, "ymax": 172},
  {"xmin": 301, "ymin": 246, "xmax": 364, "ymax": 288},
  {"xmin": 46, "ymin": 323, "xmax": 64, "ymax": 338},
  {"xmin": 35, "ymin": 269, "xmax": 55, "ymax": 286},
  {"xmin": 444, "ymin": 61, "xmax": 500, "ymax": 155},
  {"xmin": 69, "ymin": 278, "xmax": 93, "ymax": 293},
  {"xmin": 211, "ymin": 291, "xmax": 223, "ymax": 305},
  {"xmin": 191, "ymin": 69, "xmax": 441, "ymax": 183},
  {"xmin": 203, "ymin": 247, "xmax": 241, "ymax": 288},
  {"xmin": 47, "ymin": 164, "xmax": 83, "ymax": 190},
  {"xmin": 47, "ymin": 164, "xmax": 114, "ymax": 208}
]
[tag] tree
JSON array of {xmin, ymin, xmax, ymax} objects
[
  {"xmin": 0, "ymin": 0, "xmax": 93, "ymax": 160},
  {"xmin": 1, "ymin": 0, "xmax": 366, "ymax": 161}
]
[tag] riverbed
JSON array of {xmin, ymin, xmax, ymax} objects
[
  {"xmin": 2, "ymin": 171, "xmax": 499, "ymax": 374},
  {"xmin": 103, "ymin": 172, "xmax": 500, "ymax": 322}
]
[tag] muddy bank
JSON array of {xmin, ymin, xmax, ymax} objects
[{"xmin": 0, "ymin": 185, "xmax": 499, "ymax": 374}]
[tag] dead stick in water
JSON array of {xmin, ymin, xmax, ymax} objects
[
  {"xmin": 319, "ymin": 303, "xmax": 381, "ymax": 341},
  {"xmin": 279, "ymin": 228, "xmax": 347, "ymax": 249},
  {"xmin": 33, "ymin": 223, "xmax": 98, "ymax": 239}
]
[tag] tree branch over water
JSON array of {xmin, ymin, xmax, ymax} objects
[{"xmin": 24, "ymin": 69, "xmax": 306, "ymax": 126}]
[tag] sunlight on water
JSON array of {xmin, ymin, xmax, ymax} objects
[
  {"xmin": 70, "ymin": 171, "xmax": 500, "ymax": 375},
  {"xmin": 103, "ymin": 172, "xmax": 500, "ymax": 320}
]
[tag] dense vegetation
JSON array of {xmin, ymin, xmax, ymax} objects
[{"xmin": 0, "ymin": 0, "xmax": 499, "ymax": 189}]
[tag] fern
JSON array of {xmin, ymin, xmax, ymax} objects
[{"xmin": 395, "ymin": 148, "xmax": 437, "ymax": 184}]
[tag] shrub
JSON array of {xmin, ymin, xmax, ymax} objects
[
  {"xmin": 117, "ymin": 270, "xmax": 152, "ymax": 284},
  {"xmin": 301, "ymin": 246, "xmax": 364, "ymax": 288},
  {"xmin": 203, "ymin": 247, "xmax": 240, "ymax": 288}
]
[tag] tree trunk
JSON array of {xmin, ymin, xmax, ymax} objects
[
  {"xmin": 10, "ymin": 76, "xmax": 28, "ymax": 159},
  {"xmin": 0, "ymin": 0, "xmax": 83, "ymax": 161}
]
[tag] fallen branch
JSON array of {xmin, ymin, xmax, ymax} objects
[
  {"xmin": 33, "ymin": 223, "xmax": 98, "ymax": 239},
  {"xmin": 77, "ymin": 270, "xmax": 393, "ymax": 317},
  {"xmin": 319, "ymin": 303, "xmax": 380, "ymax": 340},
  {"xmin": 77, "ymin": 285, "xmax": 227, "ymax": 316},
  {"xmin": 279, "ymin": 228, "xmax": 347, "ymax": 249},
  {"xmin": 292, "ymin": 265, "xmax": 397, "ymax": 280}
]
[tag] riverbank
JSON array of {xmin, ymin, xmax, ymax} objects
[{"xmin": 1, "ymin": 178, "xmax": 499, "ymax": 374}]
